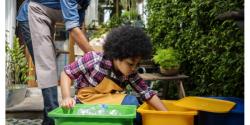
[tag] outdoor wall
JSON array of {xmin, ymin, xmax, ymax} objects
[
  {"xmin": 85, "ymin": 0, "xmax": 99, "ymax": 26},
  {"xmin": 5, "ymin": 0, "xmax": 16, "ymax": 47}
]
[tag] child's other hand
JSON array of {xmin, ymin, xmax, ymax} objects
[{"xmin": 61, "ymin": 97, "xmax": 76, "ymax": 109}]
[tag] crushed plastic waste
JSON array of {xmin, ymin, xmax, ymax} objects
[{"xmin": 77, "ymin": 104, "xmax": 121, "ymax": 116}]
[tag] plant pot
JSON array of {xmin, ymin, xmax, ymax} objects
[
  {"xmin": 6, "ymin": 84, "xmax": 27, "ymax": 108},
  {"xmin": 160, "ymin": 67, "xmax": 179, "ymax": 76},
  {"xmin": 137, "ymin": 65, "xmax": 159, "ymax": 74}
]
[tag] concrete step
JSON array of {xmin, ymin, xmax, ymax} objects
[
  {"xmin": 6, "ymin": 86, "xmax": 75, "ymax": 113},
  {"xmin": 6, "ymin": 111, "xmax": 43, "ymax": 119}
]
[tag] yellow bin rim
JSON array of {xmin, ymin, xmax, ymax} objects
[
  {"xmin": 137, "ymin": 100, "xmax": 198, "ymax": 116},
  {"xmin": 174, "ymin": 96, "xmax": 236, "ymax": 113}
]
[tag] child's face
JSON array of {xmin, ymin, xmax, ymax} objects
[{"xmin": 113, "ymin": 57, "xmax": 141, "ymax": 76}]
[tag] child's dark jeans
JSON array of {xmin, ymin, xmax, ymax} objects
[{"xmin": 121, "ymin": 95, "xmax": 142, "ymax": 125}]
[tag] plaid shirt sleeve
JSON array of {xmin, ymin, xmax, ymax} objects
[
  {"xmin": 128, "ymin": 73, "xmax": 156, "ymax": 101},
  {"xmin": 64, "ymin": 51, "xmax": 102, "ymax": 80}
]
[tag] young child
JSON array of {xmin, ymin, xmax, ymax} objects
[{"xmin": 60, "ymin": 26, "xmax": 167, "ymax": 112}]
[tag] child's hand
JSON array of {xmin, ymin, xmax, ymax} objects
[{"xmin": 61, "ymin": 97, "xmax": 76, "ymax": 109}]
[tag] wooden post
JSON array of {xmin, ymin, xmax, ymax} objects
[
  {"xmin": 178, "ymin": 80, "xmax": 186, "ymax": 98},
  {"xmin": 116, "ymin": 0, "xmax": 119, "ymax": 17},
  {"xmin": 25, "ymin": 47, "xmax": 37, "ymax": 87},
  {"xmin": 68, "ymin": 34, "xmax": 75, "ymax": 64}
]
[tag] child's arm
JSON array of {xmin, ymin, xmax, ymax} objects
[
  {"xmin": 146, "ymin": 95, "xmax": 168, "ymax": 111},
  {"xmin": 60, "ymin": 71, "xmax": 76, "ymax": 109},
  {"xmin": 128, "ymin": 73, "xmax": 168, "ymax": 111}
]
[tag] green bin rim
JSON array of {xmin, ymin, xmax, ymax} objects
[{"xmin": 48, "ymin": 104, "xmax": 137, "ymax": 119}]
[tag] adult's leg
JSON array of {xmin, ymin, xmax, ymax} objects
[
  {"xmin": 41, "ymin": 86, "xmax": 59, "ymax": 125},
  {"xmin": 28, "ymin": 1, "xmax": 58, "ymax": 88},
  {"xmin": 17, "ymin": 21, "xmax": 35, "ymax": 63},
  {"xmin": 28, "ymin": 2, "xmax": 59, "ymax": 124}
]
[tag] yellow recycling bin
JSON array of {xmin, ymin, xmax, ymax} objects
[
  {"xmin": 174, "ymin": 96, "xmax": 236, "ymax": 113},
  {"xmin": 137, "ymin": 100, "xmax": 198, "ymax": 125}
]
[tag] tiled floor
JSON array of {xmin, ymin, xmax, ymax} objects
[{"xmin": 6, "ymin": 118, "xmax": 42, "ymax": 125}]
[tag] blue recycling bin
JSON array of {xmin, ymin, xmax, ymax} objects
[{"xmin": 197, "ymin": 97, "xmax": 244, "ymax": 125}]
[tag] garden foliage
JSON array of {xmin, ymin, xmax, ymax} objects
[{"xmin": 147, "ymin": 0, "xmax": 244, "ymax": 97}]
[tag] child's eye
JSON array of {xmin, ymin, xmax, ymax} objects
[{"xmin": 127, "ymin": 62, "xmax": 134, "ymax": 67}]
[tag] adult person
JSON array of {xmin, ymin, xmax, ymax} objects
[{"xmin": 28, "ymin": 0, "xmax": 94, "ymax": 124}]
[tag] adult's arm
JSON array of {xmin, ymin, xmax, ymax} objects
[
  {"xmin": 70, "ymin": 27, "xmax": 94, "ymax": 53},
  {"xmin": 60, "ymin": 0, "xmax": 94, "ymax": 53}
]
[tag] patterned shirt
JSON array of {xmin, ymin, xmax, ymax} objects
[{"xmin": 64, "ymin": 51, "xmax": 156, "ymax": 100}]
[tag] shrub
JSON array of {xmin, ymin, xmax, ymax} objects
[
  {"xmin": 6, "ymin": 36, "xmax": 30, "ymax": 89},
  {"xmin": 147, "ymin": 0, "xmax": 244, "ymax": 97},
  {"xmin": 153, "ymin": 48, "xmax": 180, "ymax": 69}
]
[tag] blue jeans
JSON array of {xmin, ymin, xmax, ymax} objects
[
  {"xmin": 121, "ymin": 95, "xmax": 142, "ymax": 125},
  {"xmin": 41, "ymin": 86, "xmax": 59, "ymax": 125},
  {"xmin": 17, "ymin": 21, "xmax": 35, "ymax": 63}
]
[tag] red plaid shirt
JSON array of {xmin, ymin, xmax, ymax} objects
[{"xmin": 64, "ymin": 51, "xmax": 156, "ymax": 100}]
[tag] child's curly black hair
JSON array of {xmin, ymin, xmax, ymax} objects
[{"xmin": 103, "ymin": 25, "xmax": 152, "ymax": 60}]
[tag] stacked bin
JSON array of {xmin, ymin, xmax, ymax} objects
[
  {"xmin": 137, "ymin": 100, "xmax": 198, "ymax": 125},
  {"xmin": 197, "ymin": 97, "xmax": 244, "ymax": 125}
]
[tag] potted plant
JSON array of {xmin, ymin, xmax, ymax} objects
[
  {"xmin": 6, "ymin": 36, "xmax": 31, "ymax": 107},
  {"xmin": 153, "ymin": 48, "xmax": 180, "ymax": 76}
]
